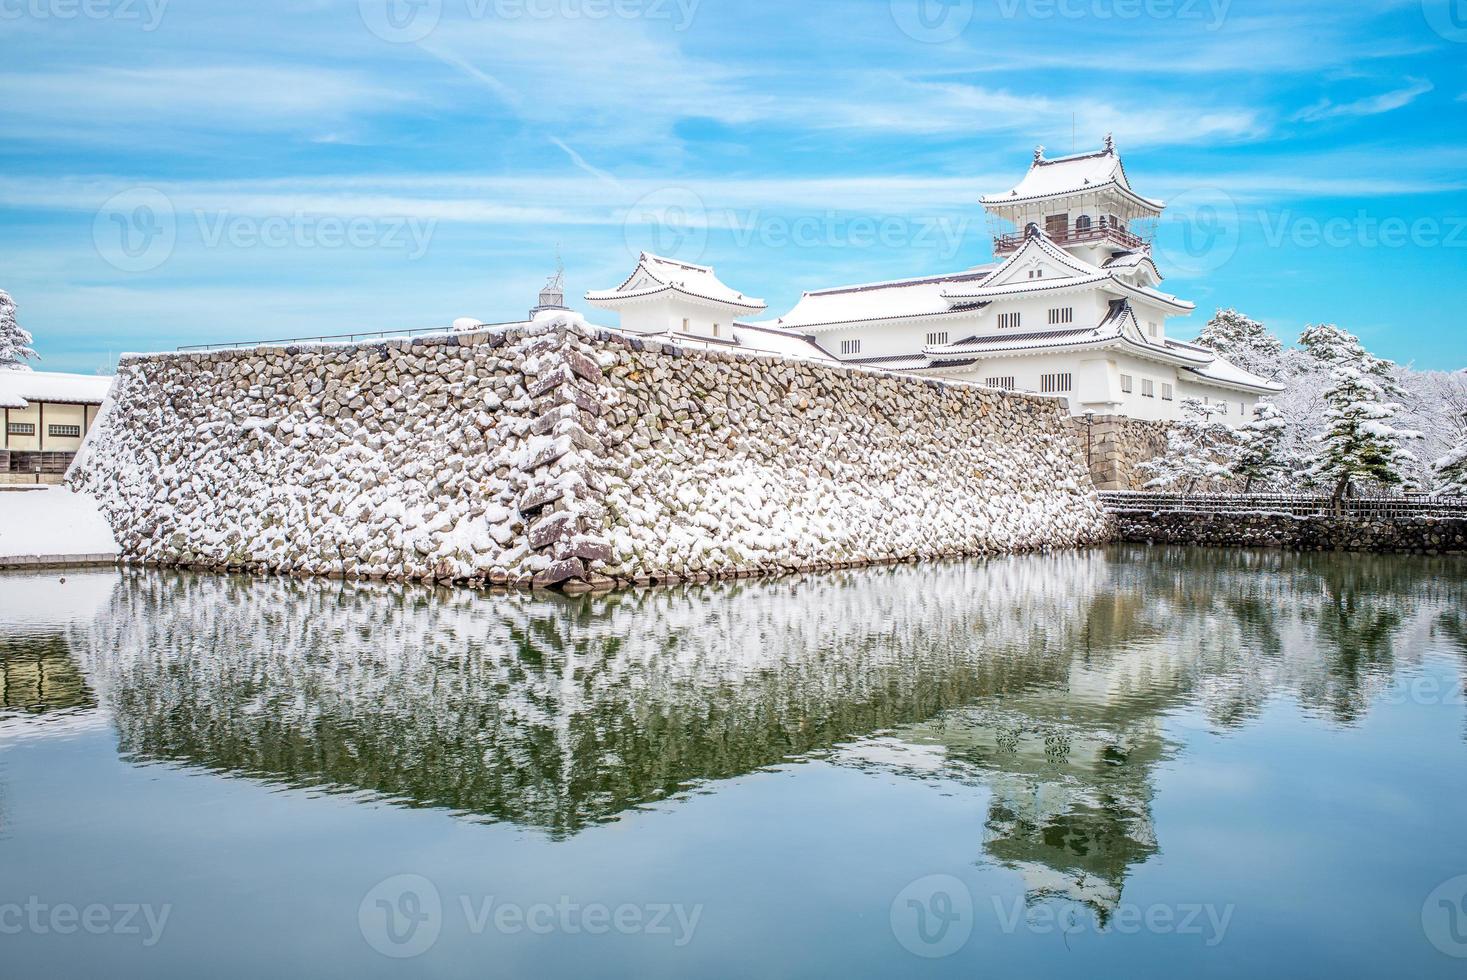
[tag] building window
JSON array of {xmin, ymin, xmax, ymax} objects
[
  {"xmin": 712, "ymin": 323, "xmax": 721, "ymax": 337},
  {"xmin": 998, "ymin": 312, "xmax": 1022, "ymax": 330},
  {"xmin": 1161, "ymin": 383, "xmax": 1174, "ymax": 401},
  {"xmin": 1239, "ymin": 402, "xmax": 1246, "ymax": 416},
  {"xmin": 1041, "ymin": 373, "xmax": 1073, "ymax": 394},
  {"xmin": 840, "ymin": 339, "xmax": 861, "ymax": 356},
  {"xmin": 1075, "ymin": 215, "xmax": 1093, "ymax": 233},
  {"xmin": 48, "ymin": 424, "xmax": 82, "ymax": 438},
  {"xmin": 7, "ymin": 422, "xmax": 36, "ymax": 436},
  {"xmin": 1142, "ymin": 379, "xmax": 1155, "ymax": 398},
  {"xmin": 1048, "ymin": 307, "xmax": 1074, "ymax": 325},
  {"xmin": 984, "ymin": 377, "xmax": 1016, "ymax": 391},
  {"xmin": 1148, "ymin": 321, "xmax": 1159, "ymax": 337},
  {"xmin": 926, "ymin": 331, "xmax": 949, "ymax": 346},
  {"xmin": 682, "ymin": 318, "xmax": 690, "ymax": 332},
  {"xmin": 1120, "ymin": 374, "xmax": 1134, "ymax": 394}
]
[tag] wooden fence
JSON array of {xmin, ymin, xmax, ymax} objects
[{"xmin": 1099, "ymin": 491, "xmax": 1467, "ymax": 520}]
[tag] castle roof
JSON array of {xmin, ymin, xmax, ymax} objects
[
  {"xmin": 981, "ymin": 141, "xmax": 1163, "ymax": 215},
  {"xmin": 586, "ymin": 252, "xmax": 766, "ymax": 312}
]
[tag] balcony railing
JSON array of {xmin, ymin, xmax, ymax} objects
[{"xmin": 994, "ymin": 220, "xmax": 1148, "ymax": 254}]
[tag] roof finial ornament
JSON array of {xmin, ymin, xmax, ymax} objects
[
  {"xmin": 1033, "ymin": 144, "xmax": 1045, "ymax": 164},
  {"xmin": 1104, "ymin": 132, "xmax": 1115, "ymax": 154}
]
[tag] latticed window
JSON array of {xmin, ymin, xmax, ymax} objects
[
  {"xmin": 1120, "ymin": 374, "xmax": 1134, "ymax": 394},
  {"xmin": 984, "ymin": 377, "xmax": 1016, "ymax": 391},
  {"xmin": 839, "ymin": 339, "xmax": 861, "ymax": 355},
  {"xmin": 1142, "ymin": 379, "xmax": 1156, "ymax": 398},
  {"xmin": 7, "ymin": 422, "xmax": 36, "ymax": 436},
  {"xmin": 998, "ymin": 312, "xmax": 1022, "ymax": 329},
  {"xmin": 926, "ymin": 332, "xmax": 949, "ymax": 346},
  {"xmin": 48, "ymin": 425, "xmax": 82, "ymax": 438},
  {"xmin": 1048, "ymin": 307, "xmax": 1074, "ymax": 325},
  {"xmin": 1041, "ymin": 373, "xmax": 1073, "ymax": 394},
  {"xmin": 1161, "ymin": 384, "xmax": 1174, "ymax": 401}
]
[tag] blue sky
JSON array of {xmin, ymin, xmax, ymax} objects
[{"xmin": 2, "ymin": 0, "xmax": 1465, "ymax": 372}]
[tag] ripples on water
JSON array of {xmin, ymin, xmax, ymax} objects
[{"xmin": 1, "ymin": 546, "xmax": 1465, "ymax": 975}]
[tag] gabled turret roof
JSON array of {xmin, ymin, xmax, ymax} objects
[
  {"xmin": 586, "ymin": 252, "xmax": 766, "ymax": 312},
  {"xmin": 981, "ymin": 139, "xmax": 1163, "ymax": 215}
]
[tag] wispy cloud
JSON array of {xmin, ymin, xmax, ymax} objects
[{"xmin": 1291, "ymin": 78, "xmax": 1434, "ymax": 122}]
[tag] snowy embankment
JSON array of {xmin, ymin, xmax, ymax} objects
[{"xmin": 0, "ymin": 486, "xmax": 119, "ymax": 565}]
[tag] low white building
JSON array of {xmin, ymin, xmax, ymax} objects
[
  {"xmin": 586, "ymin": 252, "xmax": 768, "ymax": 344},
  {"xmin": 1, "ymin": 371, "xmax": 113, "ymax": 482}
]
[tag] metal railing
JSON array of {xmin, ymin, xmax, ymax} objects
[
  {"xmin": 1100, "ymin": 491, "xmax": 1467, "ymax": 520},
  {"xmin": 994, "ymin": 220, "xmax": 1148, "ymax": 254}
]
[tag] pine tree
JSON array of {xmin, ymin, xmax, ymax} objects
[
  {"xmin": 1308, "ymin": 365, "xmax": 1420, "ymax": 502},
  {"xmin": 0, "ymin": 290, "xmax": 37, "ymax": 372},
  {"xmin": 1138, "ymin": 398, "xmax": 1243, "ymax": 493},
  {"xmin": 1298, "ymin": 323, "xmax": 1400, "ymax": 392},
  {"xmin": 1434, "ymin": 421, "xmax": 1467, "ymax": 497},
  {"xmin": 1234, "ymin": 402, "xmax": 1289, "ymax": 492},
  {"xmin": 1195, "ymin": 309, "xmax": 1283, "ymax": 379}
]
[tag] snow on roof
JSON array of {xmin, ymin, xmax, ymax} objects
[
  {"xmin": 729, "ymin": 323, "xmax": 837, "ymax": 362},
  {"xmin": 756, "ymin": 266, "xmax": 997, "ymax": 332},
  {"xmin": 0, "ymin": 371, "xmax": 113, "ymax": 409},
  {"xmin": 586, "ymin": 252, "xmax": 766, "ymax": 311},
  {"xmin": 1170, "ymin": 341, "xmax": 1286, "ymax": 393},
  {"xmin": 981, "ymin": 143, "xmax": 1163, "ymax": 213}
]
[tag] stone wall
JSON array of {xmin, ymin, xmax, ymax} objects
[
  {"xmin": 1068, "ymin": 414, "xmax": 1172, "ymax": 491},
  {"xmin": 71, "ymin": 316, "xmax": 1111, "ymax": 590},
  {"xmin": 1114, "ymin": 510, "xmax": 1467, "ymax": 555}
]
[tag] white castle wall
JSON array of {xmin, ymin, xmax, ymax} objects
[{"xmin": 69, "ymin": 315, "xmax": 1111, "ymax": 590}]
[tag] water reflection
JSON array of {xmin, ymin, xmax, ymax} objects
[{"xmin": 2, "ymin": 547, "xmax": 1463, "ymax": 920}]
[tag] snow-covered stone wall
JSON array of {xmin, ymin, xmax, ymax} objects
[{"xmin": 71, "ymin": 316, "xmax": 1110, "ymax": 590}]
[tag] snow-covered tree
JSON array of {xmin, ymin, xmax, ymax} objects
[
  {"xmin": 1195, "ymin": 309, "xmax": 1283, "ymax": 379},
  {"xmin": 1234, "ymin": 402, "xmax": 1289, "ymax": 492},
  {"xmin": 1307, "ymin": 365, "xmax": 1421, "ymax": 502},
  {"xmin": 0, "ymin": 290, "xmax": 37, "ymax": 372},
  {"xmin": 1434, "ymin": 421, "xmax": 1467, "ymax": 497},
  {"xmin": 1138, "ymin": 398, "xmax": 1243, "ymax": 493},
  {"xmin": 1298, "ymin": 323, "xmax": 1400, "ymax": 391}
]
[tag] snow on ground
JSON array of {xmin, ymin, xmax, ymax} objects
[{"xmin": 0, "ymin": 487, "xmax": 119, "ymax": 561}]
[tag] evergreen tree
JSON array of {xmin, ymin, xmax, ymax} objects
[
  {"xmin": 1138, "ymin": 398, "xmax": 1243, "ymax": 493},
  {"xmin": 1308, "ymin": 365, "xmax": 1420, "ymax": 502},
  {"xmin": 1234, "ymin": 402, "xmax": 1289, "ymax": 492},
  {"xmin": 1195, "ymin": 309, "xmax": 1283, "ymax": 379},
  {"xmin": 1434, "ymin": 422, "xmax": 1467, "ymax": 497},
  {"xmin": 1298, "ymin": 323, "xmax": 1400, "ymax": 391},
  {"xmin": 0, "ymin": 290, "xmax": 37, "ymax": 372}
]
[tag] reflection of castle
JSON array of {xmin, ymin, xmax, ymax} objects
[{"xmin": 12, "ymin": 549, "xmax": 1462, "ymax": 906}]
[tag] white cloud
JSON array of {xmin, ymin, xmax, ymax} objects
[{"xmin": 1291, "ymin": 78, "xmax": 1434, "ymax": 122}]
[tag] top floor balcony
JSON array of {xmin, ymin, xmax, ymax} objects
[{"xmin": 994, "ymin": 217, "xmax": 1149, "ymax": 255}]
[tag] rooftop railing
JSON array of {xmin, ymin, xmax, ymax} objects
[{"xmin": 994, "ymin": 220, "xmax": 1148, "ymax": 255}]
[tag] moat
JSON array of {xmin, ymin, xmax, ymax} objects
[{"xmin": 2, "ymin": 547, "xmax": 1465, "ymax": 977}]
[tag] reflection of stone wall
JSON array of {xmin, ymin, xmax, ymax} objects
[
  {"xmin": 1115, "ymin": 512, "xmax": 1467, "ymax": 555},
  {"xmin": 1068, "ymin": 415, "xmax": 1173, "ymax": 491},
  {"xmin": 72, "ymin": 317, "xmax": 1111, "ymax": 590}
]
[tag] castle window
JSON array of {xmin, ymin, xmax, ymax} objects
[
  {"xmin": 682, "ymin": 318, "xmax": 690, "ymax": 332},
  {"xmin": 1048, "ymin": 307, "xmax": 1074, "ymax": 325},
  {"xmin": 7, "ymin": 422, "xmax": 36, "ymax": 437},
  {"xmin": 1161, "ymin": 383, "xmax": 1174, "ymax": 401},
  {"xmin": 1041, "ymin": 373, "xmax": 1073, "ymax": 394},
  {"xmin": 1075, "ymin": 215, "xmax": 1093, "ymax": 233},
  {"xmin": 1142, "ymin": 379, "xmax": 1155, "ymax": 398},
  {"xmin": 712, "ymin": 323, "xmax": 721, "ymax": 337},
  {"xmin": 1148, "ymin": 321, "xmax": 1159, "ymax": 337},
  {"xmin": 1120, "ymin": 374, "xmax": 1134, "ymax": 394},
  {"xmin": 998, "ymin": 312, "xmax": 1022, "ymax": 330},
  {"xmin": 48, "ymin": 425, "xmax": 82, "ymax": 438},
  {"xmin": 984, "ymin": 377, "xmax": 1016, "ymax": 391},
  {"xmin": 926, "ymin": 331, "xmax": 949, "ymax": 346},
  {"xmin": 839, "ymin": 339, "xmax": 861, "ymax": 356}
]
